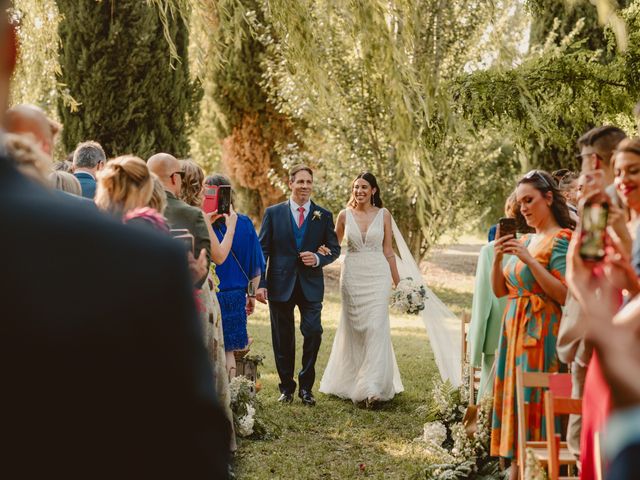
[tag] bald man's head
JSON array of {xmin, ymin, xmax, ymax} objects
[
  {"xmin": 6, "ymin": 104, "xmax": 60, "ymax": 157},
  {"xmin": 147, "ymin": 153, "xmax": 182, "ymax": 196}
]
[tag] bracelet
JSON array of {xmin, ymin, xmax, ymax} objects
[{"xmin": 247, "ymin": 295, "xmax": 256, "ymax": 298}]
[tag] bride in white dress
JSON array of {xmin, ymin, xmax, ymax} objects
[{"xmin": 319, "ymin": 172, "xmax": 404, "ymax": 405}]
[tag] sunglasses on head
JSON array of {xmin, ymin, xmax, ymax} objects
[{"xmin": 523, "ymin": 169, "xmax": 552, "ymax": 190}]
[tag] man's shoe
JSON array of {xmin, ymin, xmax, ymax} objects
[
  {"xmin": 298, "ymin": 389, "xmax": 316, "ymax": 406},
  {"xmin": 277, "ymin": 392, "xmax": 293, "ymax": 404}
]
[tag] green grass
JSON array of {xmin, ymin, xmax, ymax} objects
[{"xmin": 233, "ymin": 285, "xmax": 470, "ymax": 479}]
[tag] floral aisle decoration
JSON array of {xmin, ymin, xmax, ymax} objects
[
  {"xmin": 416, "ymin": 380, "xmax": 501, "ymax": 479},
  {"xmin": 229, "ymin": 375, "xmax": 267, "ymax": 439},
  {"xmin": 390, "ymin": 277, "xmax": 427, "ymax": 314}
]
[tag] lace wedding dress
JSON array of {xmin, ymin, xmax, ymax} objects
[{"xmin": 319, "ymin": 208, "xmax": 404, "ymax": 402}]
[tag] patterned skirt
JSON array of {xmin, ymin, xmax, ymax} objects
[{"xmin": 218, "ymin": 288, "xmax": 248, "ymax": 352}]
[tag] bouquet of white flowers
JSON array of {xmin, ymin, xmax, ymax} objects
[{"xmin": 390, "ymin": 277, "xmax": 427, "ymax": 315}]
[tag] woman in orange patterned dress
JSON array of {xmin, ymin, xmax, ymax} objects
[{"xmin": 490, "ymin": 170, "xmax": 575, "ymax": 479}]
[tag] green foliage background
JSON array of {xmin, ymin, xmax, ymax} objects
[
  {"xmin": 55, "ymin": 0, "xmax": 201, "ymax": 158},
  {"xmin": 9, "ymin": 0, "xmax": 640, "ymax": 254}
]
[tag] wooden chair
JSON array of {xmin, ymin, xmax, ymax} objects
[
  {"xmin": 544, "ymin": 390, "xmax": 581, "ymax": 480},
  {"xmin": 516, "ymin": 366, "xmax": 574, "ymax": 479}
]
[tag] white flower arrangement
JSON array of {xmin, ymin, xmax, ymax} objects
[
  {"xmin": 312, "ymin": 210, "xmax": 322, "ymax": 221},
  {"xmin": 390, "ymin": 277, "xmax": 427, "ymax": 315},
  {"xmin": 229, "ymin": 376, "xmax": 266, "ymax": 438},
  {"xmin": 419, "ymin": 379, "xmax": 501, "ymax": 479}
]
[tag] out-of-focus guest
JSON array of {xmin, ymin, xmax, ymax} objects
[
  {"xmin": 0, "ymin": 3, "xmax": 230, "ymax": 475},
  {"xmin": 553, "ymin": 169, "xmax": 580, "ymax": 217},
  {"xmin": 566, "ymin": 226, "xmax": 640, "ymax": 479},
  {"xmin": 205, "ymin": 174, "xmax": 266, "ymax": 378},
  {"xmin": 95, "ymin": 155, "xmax": 154, "ymax": 217},
  {"xmin": 557, "ymin": 131, "xmax": 630, "ymax": 480},
  {"xmin": 53, "ymin": 160, "xmax": 73, "ymax": 173},
  {"xmin": 490, "ymin": 170, "xmax": 574, "ymax": 478},
  {"xmin": 181, "ymin": 160, "xmax": 237, "ymax": 451},
  {"xmin": 50, "ymin": 170, "xmax": 82, "ymax": 196},
  {"xmin": 5, "ymin": 103, "xmax": 60, "ymax": 158},
  {"xmin": 616, "ymin": 139, "xmax": 640, "ymax": 275},
  {"xmin": 3, "ymin": 132, "xmax": 50, "ymax": 185},
  {"xmin": 148, "ymin": 153, "xmax": 211, "ymax": 288},
  {"xmin": 577, "ymin": 125, "xmax": 627, "ymax": 185},
  {"xmin": 469, "ymin": 192, "xmax": 525, "ymax": 400},
  {"xmin": 73, "ymin": 140, "xmax": 106, "ymax": 199}
]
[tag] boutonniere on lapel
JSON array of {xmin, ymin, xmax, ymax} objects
[{"xmin": 312, "ymin": 210, "xmax": 322, "ymax": 221}]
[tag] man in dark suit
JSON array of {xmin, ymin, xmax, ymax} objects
[
  {"xmin": 257, "ymin": 165, "xmax": 340, "ymax": 406},
  {"xmin": 72, "ymin": 140, "xmax": 106, "ymax": 199},
  {"xmin": 0, "ymin": 6, "xmax": 229, "ymax": 477},
  {"xmin": 148, "ymin": 152, "xmax": 211, "ymax": 287}
]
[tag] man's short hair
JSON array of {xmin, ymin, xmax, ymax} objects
[
  {"xmin": 73, "ymin": 141, "xmax": 106, "ymax": 169},
  {"xmin": 577, "ymin": 126, "xmax": 627, "ymax": 164},
  {"xmin": 289, "ymin": 164, "xmax": 313, "ymax": 181}
]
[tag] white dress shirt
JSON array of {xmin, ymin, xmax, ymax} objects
[
  {"xmin": 289, "ymin": 197, "xmax": 319, "ymax": 267},
  {"xmin": 289, "ymin": 198, "xmax": 311, "ymax": 222}
]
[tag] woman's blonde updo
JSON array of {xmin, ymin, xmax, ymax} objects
[
  {"xmin": 180, "ymin": 159, "xmax": 205, "ymax": 207},
  {"xmin": 95, "ymin": 155, "xmax": 154, "ymax": 215}
]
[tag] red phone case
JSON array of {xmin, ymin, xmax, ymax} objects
[{"xmin": 203, "ymin": 186, "xmax": 219, "ymax": 214}]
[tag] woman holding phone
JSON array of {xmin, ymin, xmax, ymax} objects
[
  {"xmin": 490, "ymin": 170, "xmax": 574, "ymax": 479},
  {"xmin": 181, "ymin": 161, "xmax": 239, "ymax": 451},
  {"xmin": 204, "ymin": 174, "xmax": 265, "ymax": 379}
]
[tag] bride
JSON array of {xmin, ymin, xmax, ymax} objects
[{"xmin": 319, "ymin": 172, "xmax": 404, "ymax": 405}]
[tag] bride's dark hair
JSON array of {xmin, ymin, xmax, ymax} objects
[{"xmin": 348, "ymin": 172, "xmax": 383, "ymax": 208}]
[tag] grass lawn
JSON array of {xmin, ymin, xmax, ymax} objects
[{"xmin": 234, "ymin": 241, "xmax": 481, "ymax": 479}]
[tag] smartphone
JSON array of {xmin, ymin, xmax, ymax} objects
[
  {"xmin": 579, "ymin": 202, "xmax": 609, "ymax": 261},
  {"xmin": 203, "ymin": 185, "xmax": 232, "ymax": 215},
  {"xmin": 173, "ymin": 234, "xmax": 194, "ymax": 254},
  {"xmin": 498, "ymin": 217, "xmax": 518, "ymax": 239}
]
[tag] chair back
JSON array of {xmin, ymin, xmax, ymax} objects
[
  {"xmin": 516, "ymin": 367, "xmax": 572, "ymax": 479},
  {"xmin": 544, "ymin": 390, "xmax": 581, "ymax": 480}
]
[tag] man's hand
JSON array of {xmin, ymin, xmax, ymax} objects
[
  {"xmin": 188, "ymin": 248, "xmax": 208, "ymax": 283},
  {"xmin": 256, "ymin": 288, "xmax": 268, "ymax": 304},
  {"xmin": 299, "ymin": 251, "xmax": 318, "ymax": 267}
]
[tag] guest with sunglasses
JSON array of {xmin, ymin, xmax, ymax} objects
[
  {"xmin": 490, "ymin": 169, "xmax": 575, "ymax": 479},
  {"xmin": 148, "ymin": 153, "xmax": 211, "ymax": 288}
]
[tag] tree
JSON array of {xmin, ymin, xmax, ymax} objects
[
  {"xmin": 251, "ymin": 0, "xmax": 527, "ymax": 255},
  {"xmin": 196, "ymin": 0, "xmax": 296, "ymax": 218},
  {"xmin": 56, "ymin": 0, "xmax": 201, "ymax": 158}
]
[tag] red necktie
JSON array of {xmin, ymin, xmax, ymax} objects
[{"xmin": 297, "ymin": 206, "xmax": 305, "ymax": 227}]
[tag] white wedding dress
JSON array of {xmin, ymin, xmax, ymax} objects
[{"xmin": 319, "ymin": 208, "xmax": 404, "ymax": 402}]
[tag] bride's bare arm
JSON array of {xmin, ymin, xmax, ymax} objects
[
  {"xmin": 335, "ymin": 210, "xmax": 346, "ymax": 244},
  {"xmin": 382, "ymin": 209, "xmax": 401, "ymax": 286}
]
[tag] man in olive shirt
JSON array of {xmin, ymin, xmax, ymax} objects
[{"xmin": 148, "ymin": 153, "xmax": 211, "ymax": 287}]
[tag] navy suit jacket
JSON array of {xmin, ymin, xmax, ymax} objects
[
  {"xmin": 74, "ymin": 171, "xmax": 97, "ymax": 199},
  {"xmin": 259, "ymin": 201, "xmax": 340, "ymax": 303}
]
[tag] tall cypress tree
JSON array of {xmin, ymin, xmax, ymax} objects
[{"xmin": 56, "ymin": 0, "xmax": 201, "ymax": 158}]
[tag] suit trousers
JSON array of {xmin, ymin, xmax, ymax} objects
[{"xmin": 269, "ymin": 278, "xmax": 323, "ymax": 394}]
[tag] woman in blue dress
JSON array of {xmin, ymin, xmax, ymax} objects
[{"xmin": 205, "ymin": 174, "xmax": 266, "ymax": 378}]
